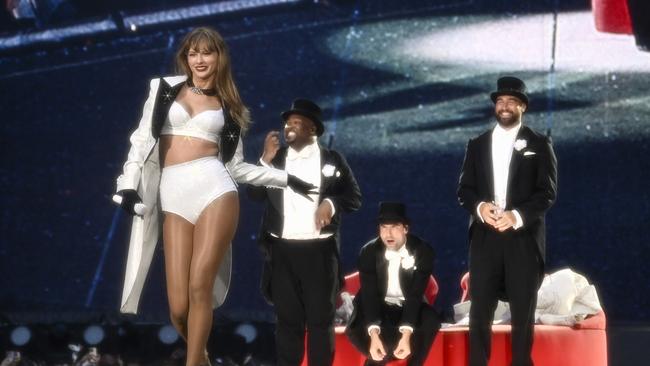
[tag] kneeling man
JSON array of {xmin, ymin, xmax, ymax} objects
[{"xmin": 346, "ymin": 202, "xmax": 441, "ymax": 366}]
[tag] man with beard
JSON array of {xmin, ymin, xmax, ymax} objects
[
  {"xmin": 248, "ymin": 98, "xmax": 362, "ymax": 366},
  {"xmin": 346, "ymin": 202, "xmax": 441, "ymax": 366},
  {"xmin": 457, "ymin": 77, "xmax": 558, "ymax": 366}
]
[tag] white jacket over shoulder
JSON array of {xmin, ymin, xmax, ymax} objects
[{"xmin": 116, "ymin": 75, "xmax": 287, "ymax": 314}]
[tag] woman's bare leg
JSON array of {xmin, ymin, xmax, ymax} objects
[
  {"xmin": 186, "ymin": 191, "xmax": 239, "ymax": 366},
  {"xmin": 163, "ymin": 213, "xmax": 194, "ymax": 341}
]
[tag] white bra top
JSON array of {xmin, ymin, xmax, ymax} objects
[{"xmin": 160, "ymin": 101, "xmax": 224, "ymax": 143}]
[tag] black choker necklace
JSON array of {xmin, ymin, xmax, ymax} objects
[{"xmin": 187, "ymin": 79, "xmax": 218, "ymax": 96}]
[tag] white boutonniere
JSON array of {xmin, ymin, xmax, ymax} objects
[
  {"xmin": 401, "ymin": 255, "xmax": 416, "ymax": 270},
  {"xmin": 514, "ymin": 139, "xmax": 527, "ymax": 152},
  {"xmin": 322, "ymin": 164, "xmax": 336, "ymax": 177}
]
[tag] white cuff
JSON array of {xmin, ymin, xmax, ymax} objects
[
  {"xmin": 367, "ymin": 325, "xmax": 380, "ymax": 336},
  {"xmin": 259, "ymin": 158, "xmax": 273, "ymax": 168},
  {"xmin": 398, "ymin": 325, "xmax": 414, "ymax": 334},
  {"xmin": 512, "ymin": 209, "xmax": 523, "ymax": 229},
  {"xmin": 476, "ymin": 202, "xmax": 486, "ymax": 223},
  {"xmin": 323, "ymin": 198, "xmax": 336, "ymax": 217}
]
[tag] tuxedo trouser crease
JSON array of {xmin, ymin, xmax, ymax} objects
[
  {"xmin": 469, "ymin": 228, "xmax": 540, "ymax": 366},
  {"xmin": 346, "ymin": 302, "xmax": 441, "ymax": 366},
  {"xmin": 270, "ymin": 236, "xmax": 338, "ymax": 366}
]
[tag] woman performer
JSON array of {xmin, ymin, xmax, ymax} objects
[{"xmin": 114, "ymin": 27, "xmax": 312, "ymax": 365}]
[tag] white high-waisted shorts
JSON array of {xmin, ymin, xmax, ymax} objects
[{"xmin": 160, "ymin": 156, "xmax": 237, "ymax": 224}]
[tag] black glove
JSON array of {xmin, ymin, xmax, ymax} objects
[
  {"xmin": 287, "ymin": 174, "xmax": 318, "ymax": 201},
  {"xmin": 117, "ymin": 189, "xmax": 142, "ymax": 216}
]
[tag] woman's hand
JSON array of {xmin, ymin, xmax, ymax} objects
[
  {"xmin": 287, "ymin": 174, "xmax": 318, "ymax": 200},
  {"xmin": 116, "ymin": 189, "xmax": 143, "ymax": 216}
]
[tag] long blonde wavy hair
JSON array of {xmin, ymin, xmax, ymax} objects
[{"xmin": 175, "ymin": 27, "xmax": 251, "ymax": 132}]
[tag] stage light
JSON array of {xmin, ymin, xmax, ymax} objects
[
  {"xmin": 158, "ymin": 324, "xmax": 179, "ymax": 345},
  {"xmin": 130, "ymin": 23, "xmax": 137, "ymax": 32},
  {"xmin": 10, "ymin": 326, "xmax": 31, "ymax": 346},
  {"xmin": 0, "ymin": 351, "xmax": 22, "ymax": 364},
  {"xmin": 234, "ymin": 322, "xmax": 257, "ymax": 344},
  {"xmin": 83, "ymin": 325, "xmax": 105, "ymax": 345}
]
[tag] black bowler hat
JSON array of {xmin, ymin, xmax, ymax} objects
[
  {"xmin": 281, "ymin": 98, "xmax": 324, "ymax": 136},
  {"xmin": 378, "ymin": 202, "xmax": 410, "ymax": 225},
  {"xmin": 490, "ymin": 76, "xmax": 529, "ymax": 106}
]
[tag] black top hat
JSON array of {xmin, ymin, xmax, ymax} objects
[
  {"xmin": 490, "ymin": 76, "xmax": 529, "ymax": 106},
  {"xmin": 377, "ymin": 202, "xmax": 410, "ymax": 225},
  {"xmin": 281, "ymin": 98, "xmax": 324, "ymax": 136}
]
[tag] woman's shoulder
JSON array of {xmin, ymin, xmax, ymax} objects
[{"xmin": 147, "ymin": 75, "xmax": 187, "ymax": 89}]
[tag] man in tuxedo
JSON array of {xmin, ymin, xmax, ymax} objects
[
  {"xmin": 628, "ymin": 0, "xmax": 650, "ymax": 51},
  {"xmin": 248, "ymin": 98, "xmax": 362, "ymax": 366},
  {"xmin": 346, "ymin": 202, "xmax": 440, "ymax": 366},
  {"xmin": 457, "ymin": 76, "xmax": 558, "ymax": 366}
]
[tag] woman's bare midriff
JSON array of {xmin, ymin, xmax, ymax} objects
[{"xmin": 159, "ymin": 135, "xmax": 220, "ymax": 167}]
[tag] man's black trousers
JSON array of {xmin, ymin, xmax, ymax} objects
[
  {"xmin": 468, "ymin": 227, "xmax": 541, "ymax": 366},
  {"xmin": 346, "ymin": 302, "xmax": 441, "ymax": 366},
  {"xmin": 270, "ymin": 236, "xmax": 339, "ymax": 366}
]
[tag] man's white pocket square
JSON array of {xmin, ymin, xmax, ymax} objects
[
  {"xmin": 523, "ymin": 151, "xmax": 536, "ymax": 156},
  {"xmin": 322, "ymin": 164, "xmax": 336, "ymax": 177}
]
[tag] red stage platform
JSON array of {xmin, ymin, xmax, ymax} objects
[{"xmin": 305, "ymin": 272, "xmax": 608, "ymax": 365}]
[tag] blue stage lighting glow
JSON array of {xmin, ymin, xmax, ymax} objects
[
  {"xmin": 0, "ymin": 0, "xmax": 300, "ymax": 51},
  {"xmin": 0, "ymin": 20, "xmax": 117, "ymax": 50},
  {"xmin": 10, "ymin": 326, "xmax": 31, "ymax": 346},
  {"xmin": 234, "ymin": 323, "xmax": 258, "ymax": 344},
  {"xmin": 158, "ymin": 324, "xmax": 180, "ymax": 345},
  {"xmin": 83, "ymin": 325, "xmax": 105, "ymax": 345},
  {"xmin": 124, "ymin": 0, "xmax": 300, "ymax": 28}
]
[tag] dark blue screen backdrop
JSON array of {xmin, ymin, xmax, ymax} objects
[{"xmin": 1, "ymin": 0, "xmax": 649, "ymax": 327}]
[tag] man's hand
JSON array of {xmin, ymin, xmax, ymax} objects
[
  {"xmin": 315, "ymin": 201, "xmax": 333, "ymax": 230},
  {"xmin": 478, "ymin": 202, "xmax": 499, "ymax": 227},
  {"xmin": 261, "ymin": 130, "xmax": 281, "ymax": 164},
  {"xmin": 494, "ymin": 211, "xmax": 517, "ymax": 232},
  {"xmin": 368, "ymin": 330, "xmax": 387, "ymax": 362},
  {"xmin": 393, "ymin": 330, "xmax": 412, "ymax": 360}
]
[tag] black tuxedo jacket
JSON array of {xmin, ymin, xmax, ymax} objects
[
  {"xmin": 348, "ymin": 234, "xmax": 435, "ymax": 330},
  {"xmin": 457, "ymin": 124, "xmax": 558, "ymax": 264},
  {"xmin": 248, "ymin": 145, "xmax": 362, "ymax": 243},
  {"xmin": 247, "ymin": 145, "xmax": 361, "ymax": 301}
]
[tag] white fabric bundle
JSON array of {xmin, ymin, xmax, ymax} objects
[{"xmin": 452, "ymin": 268, "xmax": 602, "ymax": 327}]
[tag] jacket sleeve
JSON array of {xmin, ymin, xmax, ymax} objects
[
  {"xmin": 323, "ymin": 151, "xmax": 362, "ymax": 213},
  {"xmin": 358, "ymin": 243, "xmax": 382, "ymax": 328},
  {"xmin": 400, "ymin": 243, "xmax": 434, "ymax": 328},
  {"xmin": 245, "ymin": 161, "xmax": 270, "ymax": 202},
  {"xmin": 457, "ymin": 138, "xmax": 482, "ymax": 220},
  {"xmin": 226, "ymin": 137, "xmax": 288, "ymax": 188},
  {"xmin": 513, "ymin": 136, "xmax": 558, "ymax": 226},
  {"xmin": 116, "ymin": 78, "xmax": 159, "ymax": 192}
]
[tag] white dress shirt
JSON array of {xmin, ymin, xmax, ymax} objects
[
  {"xmin": 384, "ymin": 246, "xmax": 408, "ymax": 306},
  {"xmin": 261, "ymin": 140, "xmax": 334, "ymax": 239},
  {"xmin": 368, "ymin": 244, "xmax": 414, "ymax": 335},
  {"xmin": 476, "ymin": 122, "xmax": 523, "ymax": 229}
]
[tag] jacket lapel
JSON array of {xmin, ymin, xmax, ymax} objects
[
  {"xmin": 320, "ymin": 147, "xmax": 332, "ymax": 195},
  {"xmin": 274, "ymin": 147, "xmax": 288, "ymax": 169},
  {"xmin": 268, "ymin": 148, "xmax": 288, "ymax": 213},
  {"xmin": 220, "ymin": 106, "xmax": 242, "ymax": 164},
  {"xmin": 152, "ymin": 79, "xmax": 184, "ymax": 138},
  {"xmin": 481, "ymin": 132, "xmax": 495, "ymax": 197},
  {"xmin": 506, "ymin": 126, "xmax": 529, "ymax": 203},
  {"xmin": 375, "ymin": 242, "xmax": 389, "ymax": 297},
  {"xmin": 398, "ymin": 237, "xmax": 415, "ymax": 293}
]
